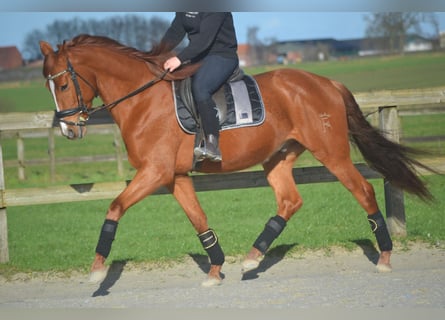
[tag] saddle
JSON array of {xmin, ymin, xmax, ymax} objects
[{"xmin": 172, "ymin": 68, "xmax": 265, "ymax": 135}]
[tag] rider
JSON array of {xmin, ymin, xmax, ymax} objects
[{"xmin": 162, "ymin": 12, "xmax": 239, "ymax": 162}]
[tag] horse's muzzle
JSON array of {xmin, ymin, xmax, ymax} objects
[{"xmin": 59, "ymin": 119, "xmax": 87, "ymax": 140}]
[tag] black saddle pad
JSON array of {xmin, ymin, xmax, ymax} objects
[{"xmin": 172, "ymin": 75, "xmax": 265, "ymax": 134}]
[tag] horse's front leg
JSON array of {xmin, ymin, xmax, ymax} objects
[
  {"xmin": 168, "ymin": 174, "xmax": 224, "ymax": 287},
  {"xmin": 89, "ymin": 169, "xmax": 165, "ymax": 283}
]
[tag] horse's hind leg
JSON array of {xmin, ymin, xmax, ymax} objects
[
  {"xmin": 242, "ymin": 141, "xmax": 304, "ymax": 273},
  {"xmin": 167, "ymin": 174, "xmax": 224, "ymax": 287},
  {"xmin": 317, "ymin": 154, "xmax": 393, "ymax": 272}
]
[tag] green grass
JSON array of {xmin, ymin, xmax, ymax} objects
[
  {"xmin": 1, "ymin": 132, "xmax": 134, "ymax": 188},
  {"xmin": 401, "ymin": 114, "xmax": 445, "ymax": 138},
  {"xmin": 1, "ymin": 174, "xmax": 443, "ymax": 276},
  {"xmin": 1, "ymin": 132, "xmax": 122, "ymax": 161},
  {"xmin": 399, "ymin": 114, "xmax": 445, "ymax": 160},
  {"xmin": 245, "ymin": 52, "xmax": 445, "ymax": 92},
  {"xmin": 0, "ymin": 81, "xmax": 53, "ymax": 112}
]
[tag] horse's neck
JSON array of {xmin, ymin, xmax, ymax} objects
[
  {"xmin": 97, "ymin": 68, "xmax": 171, "ymax": 131},
  {"xmin": 92, "ymin": 54, "xmax": 151, "ymax": 105}
]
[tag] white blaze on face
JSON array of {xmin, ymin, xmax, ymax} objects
[{"xmin": 49, "ymin": 78, "xmax": 69, "ymax": 136}]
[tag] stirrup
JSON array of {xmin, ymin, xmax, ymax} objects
[{"xmin": 194, "ymin": 146, "xmax": 222, "ymax": 162}]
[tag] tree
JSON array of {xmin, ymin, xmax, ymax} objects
[
  {"xmin": 246, "ymin": 26, "xmax": 261, "ymax": 65},
  {"xmin": 246, "ymin": 26, "xmax": 273, "ymax": 66},
  {"xmin": 22, "ymin": 14, "xmax": 170, "ymax": 61},
  {"xmin": 23, "ymin": 29, "xmax": 46, "ymax": 62},
  {"xmin": 364, "ymin": 13, "xmax": 439, "ymax": 54}
]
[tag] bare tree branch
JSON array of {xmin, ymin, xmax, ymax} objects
[{"xmin": 23, "ymin": 14, "xmax": 170, "ymax": 61}]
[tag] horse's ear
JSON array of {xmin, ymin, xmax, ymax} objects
[{"xmin": 39, "ymin": 41, "xmax": 54, "ymax": 56}]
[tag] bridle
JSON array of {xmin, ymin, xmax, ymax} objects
[
  {"xmin": 47, "ymin": 58, "xmax": 168, "ymax": 129},
  {"xmin": 47, "ymin": 59, "xmax": 97, "ymax": 128}
]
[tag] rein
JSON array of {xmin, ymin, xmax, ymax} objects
[
  {"xmin": 88, "ymin": 68, "xmax": 169, "ymax": 116},
  {"xmin": 48, "ymin": 58, "xmax": 168, "ymax": 124}
]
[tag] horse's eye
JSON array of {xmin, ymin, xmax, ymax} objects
[{"xmin": 60, "ymin": 84, "xmax": 68, "ymax": 92}]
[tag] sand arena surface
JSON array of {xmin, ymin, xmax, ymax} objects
[{"xmin": 0, "ymin": 243, "xmax": 444, "ymax": 309}]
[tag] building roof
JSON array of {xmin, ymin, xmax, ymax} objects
[{"xmin": 0, "ymin": 46, "xmax": 23, "ymax": 70}]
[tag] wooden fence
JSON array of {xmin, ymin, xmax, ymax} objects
[
  {"xmin": 1, "ymin": 86, "xmax": 445, "ymax": 263},
  {"xmin": 2, "ymin": 87, "xmax": 445, "ymax": 182},
  {"xmin": 0, "ymin": 111, "xmax": 127, "ymax": 181}
]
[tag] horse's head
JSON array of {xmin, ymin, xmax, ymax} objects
[
  {"xmin": 40, "ymin": 35, "xmax": 201, "ymax": 139},
  {"xmin": 40, "ymin": 40, "xmax": 98, "ymax": 139}
]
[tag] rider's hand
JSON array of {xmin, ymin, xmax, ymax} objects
[{"xmin": 164, "ymin": 57, "xmax": 181, "ymax": 72}]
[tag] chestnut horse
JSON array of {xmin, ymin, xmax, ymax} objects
[{"xmin": 39, "ymin": 35, "xmax": 433, "ymax": 287}]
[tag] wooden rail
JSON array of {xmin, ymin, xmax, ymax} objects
[
  {"xmin": 0, "ymin": 164, "xmax": 380, "ymax": 208},
  {"xmin": 1, "ymin": 86, "xmax": 445, "ymax": 263},
  {"xmin": 354, "ymin": 86, "xmax": 445, "ymax": 110}
]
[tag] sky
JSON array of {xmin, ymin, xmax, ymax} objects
[{"xmin": 1, "ymin": 11, "xmax": 445, "ymax": 53}]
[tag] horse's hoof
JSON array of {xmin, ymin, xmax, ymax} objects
[
  {"xmin": 241, "ymin": 256, "xmax": 264, "ymax": 274},
  {"xmin": 88, "ymin": 266, "xmax": 109, "ymax": 284},
  {"xmin": 376, "ymin": 263, "xmax": 392, "ymax": 273},
  {"xmin": 201, "ymin": 276, "xmax": 222, "ymax": 287}
]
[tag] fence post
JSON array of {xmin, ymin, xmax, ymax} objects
[
  {"xmin": 17, "ymin": 132, "xmax": 26, "ymax": 181},
  {"xmin": 378, "ymin": 106, "xmax": 407, "ymax": 237},
  {"xmin": 113, "ymin": 125, "xmax": 124, "ymax": 178},
  {"xmin": 0, "ymin": 142, "xmax": 9, "ymax": 263},
  {"xmin": 48, "ymin": 128, "xmax": 56, "ymax": 183}
]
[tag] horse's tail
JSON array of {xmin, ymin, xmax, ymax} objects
[{"xmin": 332, "ymin": 80, "xmax": 436, "ymax": 202}]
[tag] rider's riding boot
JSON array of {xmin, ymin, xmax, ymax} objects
[
  {"xmin": 194, "ymin": 98, "xmax": 222, "ymax": 162},
  {"xmin": 194, "ymin": 134, "xmax": 222, "ymax": 162}
]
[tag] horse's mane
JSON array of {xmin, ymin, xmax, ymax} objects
[{"xmin": 65, "ymin": 34, "xmax": 199, "ymax": 80}]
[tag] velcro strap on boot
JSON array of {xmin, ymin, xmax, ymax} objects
[{"xmin": 198, "ymin": 229, "xmax": 218, "ymax": 249}]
